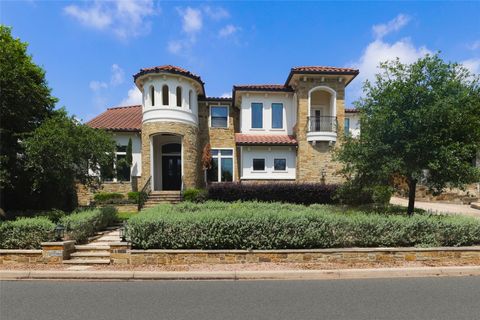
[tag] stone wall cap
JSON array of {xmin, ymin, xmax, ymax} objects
[
  {"xmin": 129, "ymin": 246, "xmax": 480, "ymax": 254},
  {"xmin": 110, "ymin": 242, "xmax": 131, "ymax": 246},
  {"xmin": 41, "ymin": 240, "xmax": 76, "ymax": 246},
  {"xmin": 0, "ymin": 249, "xmax": 42, "ymax": 254}
]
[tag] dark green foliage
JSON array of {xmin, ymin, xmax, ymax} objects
[
  {"xmin": 0, "ymin": 217, "xmax": 55, "ymax": 249},
  {"xmin": 126, "ymin": 138, "xmax": 133, "ymax": 166},
  {"xmin": 208, "ymin": 183, "xmax": 338, "ymax": 205},
  {"xmin": 337, "ymin": 55, "xmax": 480, "ymax": 214},
  {"xmin": 59, "ymin": 207, "xmax": 117, "ymax": 243},
  {"xmin": 37, "ymin": 209, "xmax": 66, "ymax": 223},
  {"xmin": 126, "ymin": 202, "xmax": 480, "ymax": 250},
  {"xmin": 94, "ymin": 192, "xmax": 124, "ymax": 202},
  {"xmin": 127, "ymin": 191, "xmax": 147, "ymax": 204},
  {"xmin": 183, "ymin": 188, "xmax": 208, "ymax": 203}
]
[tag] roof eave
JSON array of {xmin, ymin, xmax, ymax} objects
[{"xmin": 285, "ymin": 70, "xmax": 360, "ymax": 87}]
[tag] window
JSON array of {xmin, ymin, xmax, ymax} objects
[
  {"xmin": 162, "ymin": 85, "xmax": 169, "ymax": 106},
  {"xmin": 271, "ymin": 103, "xmax": 283, "ymax": 129},
  {"xmin": 210, "ymin": 106, "xmax": 228, "ymax": 128},
  {"xmin": 116, "ymin": 154, "xmax": 130, "ymax": 181},
  {"xmin": 207, "ymin": 149, "xmax": 233, "ymax": 182},
  {"xmin": 251, "ymin": 103, "xmax": 263, "ymax": 128},
  {"xmin": 344, "ymin": 118, "xmax": 350, "ymax": 136},
  {"xmin": 252, "ymin": 158, "xmax": 265, "ymax": 171},
  {"xmin": 274, "ymin": 158, "xmax": 286, "ymax": 171},
  {"xmin": 100, "ymin": 157, "xmax": 114, "ymax": 182},
  {"xmin": 176, "ymin": 86, "xmax": 182, "ymax": 107},
  {"xmin": 101, "ymin": 145, "xmax": 130, "ymax": 182},
  {"xmin": 150, "ymin": 86, "xmax": 155, "ymax": 106},
  {"xmin": 188, "ymin": 90, "xmax": 193, "ymax": 109}
]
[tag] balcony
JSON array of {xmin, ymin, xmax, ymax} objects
[{"xmin": 307, "ymin": 116, "xmax": 337, "ymax": 143}]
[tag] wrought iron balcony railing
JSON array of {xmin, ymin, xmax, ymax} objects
[{"xmin": 307, "ymin": 116, "xmax": 337, "ymax": 132}]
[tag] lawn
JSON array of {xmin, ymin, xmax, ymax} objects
[{"xmin": 126, "ymin": 201, "xmax": 480, "ymax": 250}]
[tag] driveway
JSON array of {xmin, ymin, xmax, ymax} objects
[{"xmin": 390, "ymin": 196, "xmax": 480, "ymax": 217}]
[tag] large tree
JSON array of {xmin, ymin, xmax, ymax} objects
[
  {"xmin": 337, "ymin": 55, "xmax": 480, "ymax": 215},
  {"xmin": 23, "ymin": 109, "xmax": 116, "ymax": 210},
  {"xmin": 0, "ymin": 26, "xmax": 57, "ymax": 209}
]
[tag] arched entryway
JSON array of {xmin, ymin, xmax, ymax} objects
[{"xmin": 151, "ymin": 134, "xmax": 182, "ymax": 191}]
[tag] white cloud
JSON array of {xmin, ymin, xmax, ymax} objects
[
  {"xmin": 121, "ymin": 85, "xmax": 143, "ymax": 105},
  {"xmin": 219, "ymin": 24, "xmax": 239, "ymax": 38},
  {"xmin": 467, "ymin": 40, "xmax": 480, "ymax": 51},
  {"xmin": 110, "ymin": 64, "xmax": 125, "ymax": 86},
  {"xmin": 64, "ymin": 0, "xmax": 157, "ymax": 40},
  {"xmin": 89, "ymin": 80, "xmax": 108, "ymax": 91},
  {"xmin": 203, "ymin": 6, "xmax": 229, "ymax": 20},
  {"xmin": 221, "ymin": 92, "xmax": 232, "ymax": 98},
  {"xmin": 167, "ymin": 40, "xmax": 183, "ymax": 54},
  {"xmin": 372, "ymin": 14, "xmax": 410, "ymax": 39},
  {"xmin": 179, "ymin": 7, "xmax": 202, "ymax": 34},
  {"xmin": 461, "ymin": 58, "xmax": 480, "ymax": 75}
]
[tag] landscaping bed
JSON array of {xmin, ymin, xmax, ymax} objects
[{"xmin": 127, "ymin": 201, "xmax": 480, "ymax": 250}]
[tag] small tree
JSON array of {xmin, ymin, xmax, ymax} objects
[
  {"xmin": 23, "ymin": 109, "xmax": 116, "ymax": 209},
  {"xmin": 202, "ymin": 143, "xmax": 212, "ymax": 184},
  {"xmin": 126, "ymin": 137, "xmax": 133, "ymax": 167},
  {"xmin": 337, "ymin": 54, "xmax": 480, "ymax": 215}
]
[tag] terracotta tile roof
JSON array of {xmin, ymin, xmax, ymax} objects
[
  {"xmin": 199, "ymin": 96, "xmax": 233, "ymax": 102},
  {"xmin": 291, "ymin": 66, "xmax": 359, "ymax": 73},
  {"xmin": 233, "ymin": 84, "xmax": 294, "ymax": 92},
  {"xmin": 86, "ymin": 105, "xmax": 142, "ymax": 132},
  {"xmin": 235, "ymin": 133, "xmax": 298, "ymax": 146},
  {"xmin": 345, "ymin": 108, "xmax": 359, "ymax": 113},
  {"xmin": 133, "ymin": 65, "xmax": 204, "ymax": 85}
]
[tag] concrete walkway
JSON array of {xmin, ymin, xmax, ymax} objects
[
  {"xmin": 390, "ymin": 197, "xmax": 480, "ymax": 217},
  {"xmin": 86, "ymin": 227, "xmax": 122, "ymax": 246}
]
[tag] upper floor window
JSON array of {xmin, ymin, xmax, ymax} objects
[
  {"xmin": 210, "ymin": 106, "xmax": 228, "ymax": 128},
  {"xmin": 150, "ymin": 86, "xmax": 155, "ymax": 106},
  {"xmin": 162, "ymin": 85, "xmax": 169, "ymax": 106},
  {"xmin": 271, "ymin": 103, "xmax": 283, "ymax": 129},
  {"xmin": 251, "ymin": 103, "xmax": 263, "ymax": 129},
  {"xmin": 176, "ymin": 86, "xmax": 182, "ymax": 107},
  {"xmin": 344, "ymin": 118, "xmax": 350, "ymax": 136},
  {"xmin": 188, "ymin": 90, "xmax": 193, "ymax": 110}
]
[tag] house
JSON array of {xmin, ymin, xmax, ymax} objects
[{"xmin": 84, "ymin": 65, "xmax": 360, "ymax": 203}]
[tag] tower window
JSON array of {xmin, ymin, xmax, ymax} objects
[
  {"xmin": 176, "ymin": 86, "xmax": 182, "ymax": 107},
  {"xmin": 162, "ymin": 85, "xmax": 169, "ymax": 106},
  {"xmin": 150, "ymin": 86, "xmax": 155, "ymax": 106}
]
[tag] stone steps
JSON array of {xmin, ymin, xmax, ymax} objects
[
  {"xmin": 471, "ymin": 202, "xmax": 480, "ymax": 210},
  {"xmin": 63, "ymin": 259, "xmax": 110, "ymax": 265},
  {"xmin": 141, "ymin": 191, "xmax": 183, "ymax": 209}
]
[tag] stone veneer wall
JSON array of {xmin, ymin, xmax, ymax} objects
[
  {"xmin": 76, "ymin": 179, "xmax": 139, "ymax": 206},
  {"xmin": 295, "ymin": 78, "xmax": 346, "ymax": 184},
  {"xmin": 141, "ymin": 122, "xmax": 202, "ymax": 189},
  {"xmin": 198, "ymin": 101, "xmax": 239, "ymax": 183}
]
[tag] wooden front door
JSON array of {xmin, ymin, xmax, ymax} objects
[{"xmin": 162, "ymin": 156, "xmax": 181, "ymax": 190}]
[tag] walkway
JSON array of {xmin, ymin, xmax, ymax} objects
[{"xmin": 390, "ymin": 197, "xmax": 480, "ymax": 217}]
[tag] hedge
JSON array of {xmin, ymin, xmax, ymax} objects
[
  {"xmin": 183, "ymin": 188, "xmax": 208, "ymax": 203},
  {"xmin": 126, "ymin": 201, "xmax": 480, "ymax": 250},
  {"xmin": 0, "ymin": 217, "xmax": 55, "ymax": 249},
  {"xmin": 207, "ymin": 183, "xmax": 339, "ymax": 205},
  {"xmin": 60, "ymin": 207, "xmax": 117, "ymax": 243}
]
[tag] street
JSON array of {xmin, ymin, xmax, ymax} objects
[{"xmin": 1, "ymin": 277, "xmax": 480, "ymax": 320}]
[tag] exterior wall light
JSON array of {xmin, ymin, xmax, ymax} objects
[
  {"xmin": 55, "ymin": 224, "xmax": 65, "ymax": 241},
  {"xmin": 120, "ymin": 222, "xmax": 127, "ymax": 242}
]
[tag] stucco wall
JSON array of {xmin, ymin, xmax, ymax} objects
[{"xmin": 240, "ymin": 146, "xmax": 296, "ymax": 180}]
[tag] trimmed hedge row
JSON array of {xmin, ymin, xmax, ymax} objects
[
  {"xmin": 0, "ymin": 217, "xmax": 55, "ymax": 249},
  {"xmin": 60, "ymin": 207, "xmax": 117, "ymax": 243},
  {"xmin": 207, "ymin": 183, "xmax": 339, "ymax": 205},
  {"xmin": 126, "ymin": 201, "xmax": 480, "ymax": 250}
]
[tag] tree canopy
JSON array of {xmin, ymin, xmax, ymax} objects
[{"xmin": 337, "ymin": 54, "xmax": 480, "ymax": 215}]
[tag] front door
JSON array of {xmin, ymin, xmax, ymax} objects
[{"xmin": 162, "ymin": 156, "xmax": 181, "ymax": 190}]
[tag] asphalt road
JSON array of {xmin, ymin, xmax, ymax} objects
[{"xmin": 1, "ymin": 277, "xmax": 480, "ymax": 320}]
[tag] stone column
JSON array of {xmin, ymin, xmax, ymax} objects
[
  {"xmin": 41, "ymin": 241, "xmax": 76, "ymax": 264},
  {"xmin": 110, "ymin": 242, "xmax": 131, "ymax": 265}
]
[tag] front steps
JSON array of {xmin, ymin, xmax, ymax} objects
[
  {"xmin": 142, "ymin": 191, "xmax": 182, "ymax": 209},
  {"xmin": 63, "ymin": 245, "xmax": 110, "ymax": 265}
]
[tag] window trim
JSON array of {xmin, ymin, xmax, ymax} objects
[
  {"xmin": 252, "ymin": 158, "xmax": 266, "ymax": 172},
  {"xmin": 273, "ymin": 158, "xmax": 287, "ymax": 172},
  {"xmin": 271, "ymin": 103, "xmax": 284, "ymax": 129},
  {"xmin": 207, "ymin": 148, "xmax": 235, "ymax": 182},
  {"xmin": 188, "ymin": 90, "xmax": 193, "ymax": 110},
  {"xmin": 251, "ymin": 102, "xmax": 264, "ymax": 129},
  {"xmin": 102, "ymin": 146, "xmax": 131, "ymax": 182},
  {"xmin": 209, "ymin": 105, "xmax": 229, "ymax": 129},
  {"xmin": 344, "ymin": 118, "xmax": 351, "ymax": 136}
]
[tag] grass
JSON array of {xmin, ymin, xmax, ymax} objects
[{"xmin": 116, "ymin": 211, "xmax": 138, "ymax": 222}]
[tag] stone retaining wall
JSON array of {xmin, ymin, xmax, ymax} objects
[
  {"xmin": 0, "ymin": 250, "xmax": 43, "ymax": 264},
  {"xmin": 110, "ymin": 245, "xmax": 480, "ymax": 265}
]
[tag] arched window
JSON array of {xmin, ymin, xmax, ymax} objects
[
  {"xmin": 162, "ymin": 85, "xmax": 169, "ymax": 106},
  {"xmin": 150, "ymin": 86, "xmax": 155, "ymax": 106},
  {"xmin": 188, "ymin": 90, "xmax": 193, "ymax": 110},
  {"xmin": 176, "ymin": 86, "xmax": 182, "ymax": 107}
]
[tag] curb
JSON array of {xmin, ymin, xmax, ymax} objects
[{"xmin": 1, "ymin": 266, "xmax": 480, "ymax": 281}]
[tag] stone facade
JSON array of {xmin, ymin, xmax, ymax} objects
[
  {"xmin": 0, "ymin": 250, "xmax": 43, "ymax": 264},
  {"xmin": 76, "ymin": 179, "xmax": 139, "ymax": 206},
  {"xmin": 141, "ymin": 122, "xmax": 202, "ymax": 189},
  {"xmin": 295, "ymin": 78, "xmax": 346, "ymax": 184}
]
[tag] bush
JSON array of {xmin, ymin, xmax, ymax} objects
[
  {"xmin": 127, "ymin": 191, "xmax": 147, "ymax": 204},
  {"xmin": 93, "ymin": 192, "xmax": 124, "ymax": 202},
  {"xmin": 183, "ymin": 188, "xmax": 208, "ymax": 203},
  {"xmin": 207, "ymin": 183, "xmax": 338, "ymax": 205},
  {"xmin": 0, "ymin": 217, "xmax": 55, "ymax": 249},
  {"xmin": 38, "ymin": 209, "xmax": 66, "ymax": 223},
  {"xmin": 126, "ymin": 201, "xmax": 480, "ymax": 250},
  {"xmin": 59, "ymin": 207, "xmax": 117, "ymax": 243}
]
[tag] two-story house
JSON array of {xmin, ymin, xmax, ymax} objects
[{"xmin": 85, "ymin": 65, "xmax": 359, "ymax": 203}]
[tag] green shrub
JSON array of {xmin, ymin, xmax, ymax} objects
[
  {"xmin": 126, "ymin": 201, "xmax": 480, "ymax": 250},
  {"xmin": 183, "ymin": 188, "xmax": 208, "ymax": 203},
  {"xmin": 372, "ymin": 186, "xmax": 394, "ymax": 206},
  {"xmin": 93, "ymin": 192, "xmax": 124, "ymax": 202},
  {"xmin": 127, "ymin": 191, "xmax": 147, "ymax": 204},
  {"xmin": 0, "ymin": 217, "xmax": 55, "ymax": 249},
  {"xmin": 38, "ymin": 209, "xmax": 66, "ymax": 223},
  {"xmin": 60, "ymin": 207, "xmax": 117, "ymax": 243}
]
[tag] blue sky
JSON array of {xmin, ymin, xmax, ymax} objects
[{"xmin": 2, "ymin": 1, "xmax": 479, "ymax": 121}]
